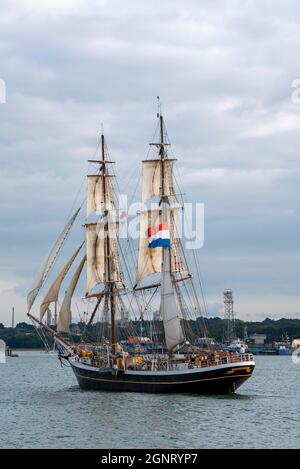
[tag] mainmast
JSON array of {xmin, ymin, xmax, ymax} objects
[
  {"xmin": 159, "ymin": 114, "xmax": 167, "ymax": 202},
  {"xmin": 158, "ymin": 111, "xmax": 184, "ymax": 352},
  {"xmin": 85, "ymin": 130, "xmax": 120, "ymax": 355},
  {"xmin": 159, "ymin": 113, "xmax": 171, "ymax": 280},
  {"xmin": 135, "ymin": 107, "xmax": 188, "ymax": 350},
  {"xmin": 101, "ymin": 132, "xmax": 116, "ymax": 355}
]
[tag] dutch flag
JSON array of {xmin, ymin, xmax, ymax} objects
[{"xmin": 147, "ymin": 223, "xmax": 171, "ymax": 249}]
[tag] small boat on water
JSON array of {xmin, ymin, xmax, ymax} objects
[
  {"xmin": 5, "ymin": 346, "xmax": 18, "ymax": 358},
  {"xmin": 27, "ymin": 107, "xmax": 255, "ymax": 394},
  {"xmin": 225, "ymin": 339, "xmax": 248, "ymax": 353}
]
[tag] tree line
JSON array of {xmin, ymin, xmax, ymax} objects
[{"xmin": 1, "ymin": 316, "xmax": 300, "ymax": 349}]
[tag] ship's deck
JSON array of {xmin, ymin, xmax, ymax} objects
[{"xmin": 71, "ymin": 353, "xmax": 255, "ymax": 375}]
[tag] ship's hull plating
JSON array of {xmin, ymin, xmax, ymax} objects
[{"xmin": 69, "ymin": 359, "xmax": 255, "ymax": 394}]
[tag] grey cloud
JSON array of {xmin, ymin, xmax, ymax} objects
[{"xmin": 1, "ymin": 0, "xmax": 300, "ymax": 323}]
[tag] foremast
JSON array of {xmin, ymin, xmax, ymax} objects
[
  {"xmin": 101, "ymin": 132, "xmax": 116, "ymax": 355},
  {"xmin": 85, "ymin": 131, "xmax": 123, "ymax": 355}
]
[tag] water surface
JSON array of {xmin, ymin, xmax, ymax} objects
[{"xmin": 0, "ymin": 352, "xmax": 299, "ymax": 448}]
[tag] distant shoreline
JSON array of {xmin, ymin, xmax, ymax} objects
[{"xmin": 1, "ymin": 317, "xmax": 300, "ymax": 349}]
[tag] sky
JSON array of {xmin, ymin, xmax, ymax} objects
[{"xmin": 0, "ymin": 0, "xmax": 300, "ymax": 325}]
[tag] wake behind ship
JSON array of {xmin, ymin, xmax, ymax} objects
[{"xmin": 27, "ymin": 107, "xmax": 255, "ymax": 394}]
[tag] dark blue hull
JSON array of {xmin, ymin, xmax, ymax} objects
[{"xmin": 70, "ymin": 359, "xmax": 255, "ymax": 394}]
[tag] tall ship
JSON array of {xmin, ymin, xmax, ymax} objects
[{"xmin": 27, "ymin": 109, "xmax": 255, "ymax": 393}]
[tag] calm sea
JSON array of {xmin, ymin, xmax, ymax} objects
[{"xmin": 0, "ymin": 351, "xmax": 299, "ymax": 448}]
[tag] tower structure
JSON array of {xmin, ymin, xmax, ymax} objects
[{"xmin": 223, "ymin": 289, "xmax": 235, "ymax": 342}]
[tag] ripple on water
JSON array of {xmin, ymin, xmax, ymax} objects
[{"xmin": 0, "ymin": 353, "xmax": 299, "ymax": 448}]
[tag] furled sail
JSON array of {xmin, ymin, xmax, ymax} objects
[
  {"xmin": 161, "ymin": 243, "xmax": 185, "ymax": 351},
  {"xmin": 160, "ymin": 201, "xmax": 184, "ymax": 351},
  {"xmin": 40, "ymin": 243, "xmax": 84, "ymax": 320},
  {"xmin": 135, "ymin": 207, "xmax": 189, "ymax": 285},
  {"xmin": 142, "ymin": 159, "xmax": 176, "ymax": 203},
  {"xmin": 27, "ymin": 208, "xmax": 80, "ymax": 312},
  {"xmin": 57, "ymin": 255, "xmax": 86, "ymax": 333},
  {"xmin": 86, "ymin": 221, "xmax": 122, "ymax": 294},
  {"xmin": 87, "ymin": 175, "xmax": 115, "ymax": 216}
]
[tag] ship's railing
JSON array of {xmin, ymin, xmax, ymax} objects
[
  {"xmin": 239, "ymin": 353, "xmax": 254, "ymax": 362},
  {"xmin": 76, "ymin": 352, "xmax": 254, "ymax": 370},
  {"xmin": 124, "ymin": 353, "xmax": 255, "ymax": 371},
  {"xmin": 190, "ymin": 352, "xmax": 254, "ymax": 369}
]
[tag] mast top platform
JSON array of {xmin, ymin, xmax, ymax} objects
[{"xmin": 88, "ymin": 160, "xmax": 115, "ymax": 164}]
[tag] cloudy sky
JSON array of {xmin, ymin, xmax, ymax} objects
[{"xmin": 1, "ymin": 0, "xmax": 300, "ymax": 325}]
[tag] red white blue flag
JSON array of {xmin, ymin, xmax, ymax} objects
[{"xmin": 147, "ymin": 223, "xmax": 171, "ymax": 248}]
